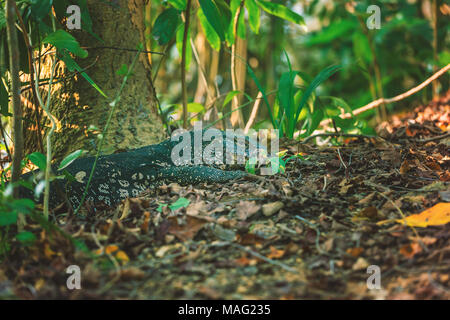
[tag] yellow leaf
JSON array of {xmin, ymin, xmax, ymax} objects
[
  {"xmin": 44, "ymin": 243, "xmax": 56, "ymax": 259},
  {"xmin": 395, "ymin": 203, "xmax": 450, "ymax": 227},
  {"xmin": 266, "ymin": 246, "xmax": 285, "ymax": 259},
  {"xmin": 105, "ymin": 245, "xmax": 119, "ymax": 254},
  {"xmin": 115, "ymin": 250, "xmax": 129, "ymax": 263}
]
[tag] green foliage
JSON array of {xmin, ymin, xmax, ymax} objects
[
  {"xmin": 167, "ymin": 0, "xmax": 186, "ymax": 11},
  {"xmin": 0, "ymin": 0, "xmax": 107, "ymax": 102},
  {"xmin": 248, "ymin": 61, "xmax": 345, "ymax": 139},
  {"xmin": 0, "ymin": 194, "xmax": 34, "ymax": 227},
  {"xmin": 16, "ymin": 231, "xmax": 36, "ymax": 246},
  {"xmin": 157, "ymin": 197, "xmax": 190, "ymax": 212},
  {"xmin": 255, "ymin": 0, "xmax": 305, "ymax": 26},
  {"xmin": 58, "ymin": 149, "xmax": 84, "ymax": 171},
  {"xmin": 30, "ymin": 0, "xmax": 54, "ymax": 21},
  {"xmin": 198, "ymin": 8, "xmax": 221, "ymax": 51},
  {"xmin": 176, "ymin": 23, "xmax": 192, "ymax": 70},
  {"xmin": 198, "ymin": 0, "xmax": 228, "ymax": 42},
  {"xmin": 152, "ymin": 8, "xmax": 181, "ymax": 45},
  {"xmin": 28, "ymin": 152, "xmax": 47, "ymax": 170},
  {"xmin": 245, "ymin": 0, "xmax": 260, "ymax": 34}
]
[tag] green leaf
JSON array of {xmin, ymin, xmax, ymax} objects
[
  {"xmin": 43, "ymin": 30, "xmax": 88, "ymax": 58},
  {"xmin": 198, "ymin": 10, "xmax": 221, "ymax": 51},
  {"xmin": 255, "ymin": 0, "xmax": 305, "ymax": 25},
  {"xmin": 169, "ymin": 197, "xmax": 190, "ymax": 211},
  {"xmin": 223, "ymin": 90, "xmax": 241, "ymax": 108},
  {"xmin": 278, "ymin": 71, "xmax": 298, "ymax": 125},
  {"xmin": 292, "ymin": 65, "xmax": 341, "ymax": 136},
  {"xmin": 187, "ymin": 103, "xmax": 205, "ymax": 113},
  {"xmin": 168, "ymin": 0, "xmax": 187, "ymax": 10},
  {"xmin": 28, "ymin": 152, "xmax": 46, "ymax": 170},
  {"xmin": 58, "ymin": 149, "xmax": 84, "ymax": 171},
  {"xmin": 245, "ymin": 0, "xmax": 260, "ymax": 34},
  {"xmin": 198, "ymin": 0, "xmax": 226, "ymax": 41},
  {"xmin": 245, "ymin": 158, "xmax": 257, "ymax": 174},
  {"xmin": 270, "ymin": 156, "xmax": 284, "ymax": 174},
  {"xmin": 152, "ymin": 8, "xmax": 181, "ymax": 45},
  {"xmin": 0, "ymin": 211, "xmax": 17, "ymax": 226},
  {"xmin": 16, "ymin": 231, "xmax": 36, "ymax": 245},
  {"xmin": 306, "ymin": 20, "xmax": 356, "ymax": 46},
  {"xmin": 305, "ymin": 106, "xmax": 324, "ymax": 136},
  {"xmin": 156, "ymin": 203, "xmax": 167, "ymax": 212},
  {"xmin": 352, "ymin": 32, "xmax": 373, "ymax": 65},
  {"xmin": 228, "ymin": 0, "xmax": 246, "ymax": 41},
  {"xmin": 30, "ymin": 0, "xmax": 53, "ymax": 21},
  {"xmin": 176, "ymin": 24, "xmax": 192, "ymax": 70},
  {"xmin": 321, "ymin": 96, "xmax": 353, "ymax": 115},
  {"xmin": 332, "ymin": 116, "xmax": 356, "ymax": 131},
  {"xmin": 11, "ymin": 199, "xmax": 35, "ymax": 212}
]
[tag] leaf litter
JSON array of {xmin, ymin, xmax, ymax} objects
[{"xmin": 0, "ymin": 91, "xmax": 449, "ymax": 299}]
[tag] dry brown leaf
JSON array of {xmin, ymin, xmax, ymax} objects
[
  {"xmin": 266, "ymin": 246, "xmax": 285, "ymax": 259},
  {"xmin": 236, "ymin": 201, "xmax": 261, "ymax": 220},
  {"xmin": 262, "ymin": 201, "xmax": 284, "ymax": 216},
  {"xmin": 168, "ymin": 216, "xmax": 207, "ymax": 241},
  {"xmin": 346, "ymin": 247, "xmax": 364, "ymax": 257},
  {"xmin": 399, "ymin": 242, "xmax": 422, "ymax": 259}
]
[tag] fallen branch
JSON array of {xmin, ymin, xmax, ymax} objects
[
  {"xmin": 320, "ymin": 63, "xmax": 450, "ymax": 127},
  {"xmin": 416, "ymin": 132, "xmax": 450, "ymax": 143},
  {"xmin": 301, "ymin": 132, "xmax": 377, "ymax": 144}
]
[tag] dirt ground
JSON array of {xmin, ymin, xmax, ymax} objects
[{"xmin": 1, "ymin": 92, "xmax": 449, "ymax": 299}]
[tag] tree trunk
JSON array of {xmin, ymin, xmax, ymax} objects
[{"xmin": 22, "ymin": 0, "xmax": 166, "ymax": 160}]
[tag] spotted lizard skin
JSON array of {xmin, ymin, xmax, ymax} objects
[{"xmin": 20, "ymin": 130, "xmax": 261, "ymax": 209}]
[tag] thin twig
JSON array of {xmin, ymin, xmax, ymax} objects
[
  {"xmin": 301, "ymin": 132, "xmax": 377, "ymax": 144},
  {"xmin": 244, "ymin": 91, "xmax": 262, "ymax": 134},
  {"xmin": 415, "ymin": 132, "xmax": 450, "ymax": 143},
  {"xmin": 190, "ymin": 36, "xmax": 216, "ymax": 107},
  {"xmin": 295, "ymin": 215, "xmax": 326, "ymax": 255},
  {"xmin": 319, "ymin": 63, "xmax": 450, "ymax": 127},
  {"xmin": 232, "ymin": 243, "xmax": 298, "ymax": 273},
  {"xmin": 336, "ymin": 148, "xmax": 349, "ymax": 179},
  {"xmin": 377, "ymin": 192, "xmax": 427, "ymax": 252},
  {"xmin": 81, "ymin": 46, "xmax": 164, "ymax": 55},
  {"xmin": 13, "ymin": 2, "xmax": 44, "ymax": 152}
]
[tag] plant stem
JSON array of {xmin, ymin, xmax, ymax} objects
[
  {"xmin": 432, "ymin": 0, "xmax": 439, "ymax": 98},
  {"xmin": 13, "ymin": 2, "xmax": 44, "ymax": 153},
  {"xmin": 358, "ymin": 17, "xmax": 387, "ymax": 121},
  {"xmin": 181, "ymin": 0, "xmax": 192, "ymax": 129},
  {"xmin": 230, "ymin": 0, "xmax": 245, "ymax": 128}
]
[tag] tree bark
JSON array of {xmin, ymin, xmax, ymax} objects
[
  {"xmin": 22, "ymin": 0, "xmax": 166, "ymax": 160},
  {"xmin": 5, "ymin": 0, "xmax": 23, "ymax": 197}
]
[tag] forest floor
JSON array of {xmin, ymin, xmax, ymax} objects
[{"xmin": 1, "ymin": 92, "xmax": 449, "ymax": 299}]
